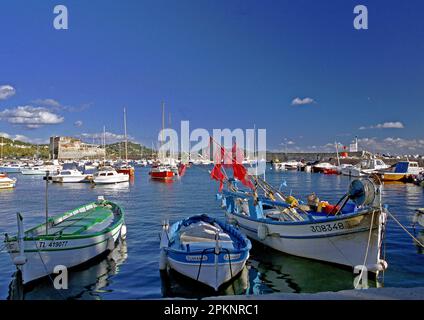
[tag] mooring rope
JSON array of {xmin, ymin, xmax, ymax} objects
[
  {"xmin": 387, "ymin": 210, "xmax": 424, "ymax": 248},
  {"xmin": 34, "ymin": 240, "xmax": 67, "ymax": 300},
  {"xmin": 354, "ymin": 210, "xmax": 375, "ymax": 289}
]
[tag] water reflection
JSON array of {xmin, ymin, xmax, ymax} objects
[
  {"xmin": 246, "ymin": 242, "xmax": 380, "ymax": 294},
  {"xmin": 8, "ymin": 241, "xmax": 128, "ymax": 300},
  {"xmin": 160, "ymin": 266, "xmax": 249, "ymax": 298}
]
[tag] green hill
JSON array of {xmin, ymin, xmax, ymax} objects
[
  {"xmin": 0, "ymin": 136, "xmax": 49, "ymax": 159},
  {"xmin": 105, "ymin": 141, "xmax": 156, "ymax": 160},
  {"xmin": 0, "ymin": 137, "xmax": 156, "ymax": 160}
]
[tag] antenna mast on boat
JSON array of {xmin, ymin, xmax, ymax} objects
[{"xmin": 124, "ymin": 107, "xmax": 128, "ymax": 163}]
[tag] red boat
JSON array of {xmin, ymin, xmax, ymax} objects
[
  {"xmin": 116, "ymin": 164, "xmax": 135, "ymax": 177},
  {"xmin": 149, "ymin": 165, "xmax": 175, "ymax": 180},
  {"xmin": 323, "ymin": 168, "xmax": 339, "ymax": 175}
]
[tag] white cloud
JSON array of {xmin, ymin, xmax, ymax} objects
[
  {"xmin": 0, "ymin": 106, "xmax": 64, "ymax": 128},
  {"xmin": 33, "ymin": 98, "xmax": 62, "ymax": 108},
  {"xmin": 74, "ymin": 120, "xmax": 83, "ymax": 127},
  {"xmin": 80, "ymin": 132, "xmax": 135, "ymax": 144},
  {"xmin": 291, "ymin": 97, "xmax": 315, "ymax": 106},
  {"xmin": 359, "ymin": 121, "xmax": 404, "ymax": 130},
  {"xmin": 0, "ymin": 85, "xmax": 16, "ymax": 100}
]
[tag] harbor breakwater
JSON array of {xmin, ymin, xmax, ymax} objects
[{"xmin": 267, "ymin": 151, "xmax": 424, "ymax": 167}]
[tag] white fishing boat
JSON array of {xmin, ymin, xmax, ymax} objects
[
  {"xmin": 341, "ymin": 159, "xmax": 389, "ymax": 177},
  {"xmin": 0, "ymin": 173, "xmax": 17, "ymax": 189},
  {"xmin": 219, "ymin": 178, "xmax": 388, "ymax": 276},
  {"xmin": 4, "ymin": 196, "xmax": 127, "ymax": 284},
  {"xmin": 93, "ymin": 166, "xmax": 129, "ymax": 184},
  {"xmin": 159, "ymin": 214, "xmax": 251, "ymax": 291},
  {"xmin": 51, "ymin": 169, "xmax": 90, "ymax": 183},
  {"xmin": 0, "ymin": 163, "xmax": 24, "ymax": 173}
]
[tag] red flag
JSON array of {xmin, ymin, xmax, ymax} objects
[
  {"xmin": 178, "ymin": 164, "xmax": 187, "ymax": 177},
  {"xmin": 211, "ymin": 164, "xmax": 225, "ymax": 192}
]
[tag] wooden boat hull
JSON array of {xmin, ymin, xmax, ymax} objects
[
  {"xmin": 5, "ymin": 200, "xmax": 126, "ymax": 284},
  {"xmin": 7, "ymin": 225, "xmax": 122, "ymax": 284},
  {"xmin": 225, "ymin": 209, "xmax": 387, "ymax": 274},
  {"xmin": 378, "ymin": 173, "xmax": 412, "ymax": 182},
  {"xmin": 167, "ymin": 253, "xmax": 247, "ymax": 290},
  {"xmin": 161, "ymin": 215, "xmax": 251, "ymax": 290}
]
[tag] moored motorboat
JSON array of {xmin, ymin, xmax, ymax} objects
[
  {"xmin": 0, "ymin": 172, "xmax": 17, "ymax": 189},
  {"xmin": 93, "ymin": 166, "xmax": 129, "ymax": 184},
  {"xmin": 159, "ymin": 214, "xmax": 251, "ymax": 291},
  {"xmin": 149, "ymin": 164, "xmax": 175, "ymax": 180},
  {"xmin": 0, "ymin": 163, "xmax": 24, "ymax": 173},
  {"xmin": 116, "ymin": 163, "xmax": 135, "ymax": 177},
  {"xmin": 376, "ymin": 161, "xmax": 423, "ymax": 182},
  {"xmin": 51, "ymin": 169, "xmax": 90, "ymax": 183},
  {"xmin": 4, "ymin": 196, "xmax": 127, "ymax": 284}
]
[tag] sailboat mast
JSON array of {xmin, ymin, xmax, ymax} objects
[
  {"xmin": 161, "ymin": 102, "xmax": 165, "ymax": 160},
  {"xmin": 1, "ymin": 136, "xmax": 3, "ymax": 160},
  {"xmin": 103, "ymin": 126, "xmax": 106, "ymax": 162},
  {"xmin": 124, "ymin": 107, "xmax": 128, "ymax": 162}
]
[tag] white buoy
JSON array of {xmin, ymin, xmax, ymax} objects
[{"xmin": 120, "ymin": 224, "xmax": 127, "ymax": 240}]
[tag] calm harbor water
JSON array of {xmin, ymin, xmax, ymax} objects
[{"xmin": 1, "ymin": 166, "xmax": 423, "ymax": 299}]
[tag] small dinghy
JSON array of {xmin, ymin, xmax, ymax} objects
[
  {"xmin": 159, "ymin": 214, "xmax": 251, "ymax": 291},
  {"xmin": 4, "ymin": 196, "xmax": 127, "ymax": 285}
]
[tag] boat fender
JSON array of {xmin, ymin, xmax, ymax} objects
[
  {"xmin": 366, "ymin": 259, "xmax": 388, "ymax": 272},
  {"xmin": 13, "ymin": 255, "xmax": 27, "ymax": 266},
  {"xmin": 257, "ymin": 223, "xmax": 268, "ymax": 240},
  {"xmin": 120, "ymin": 224, "xmax": 127, "ymax": 240}
]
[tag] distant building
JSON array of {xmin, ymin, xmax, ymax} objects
[{"xmin": 50, "ymin": 136, "xmax": 105, "ymax": 160}]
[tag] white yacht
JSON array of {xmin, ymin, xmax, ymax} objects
[
  {"xmin": 93, "ymin": 167, "xmax": 129, "ymax": 184},
  {"xmin": 0, "ymin": 173, "xmax": 16, "ymax": 189},
  {"xmin": 51, "ymin": 169, "xmax": 90, "ymax": 183}
]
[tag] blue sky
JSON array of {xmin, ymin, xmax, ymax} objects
[{"xmin": 0, "ymin": 0, "xmax": 423, "ymax": 154}]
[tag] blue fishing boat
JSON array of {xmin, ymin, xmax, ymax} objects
[
  {"xmin": 159, "ymin": 214, "xmax": 251, "ymax": 291},
  {"xmin": 218, "ymin": 177, "xmax": 388, "ymax": 277}
]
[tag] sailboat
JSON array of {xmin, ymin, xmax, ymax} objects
[
  {"xmin": 116, "ymin": 108, "xmax": 135, "ymax": 177},
  {"xmin": 149, "ymin": 102, "xmax": 177, "ymax": 180}
]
